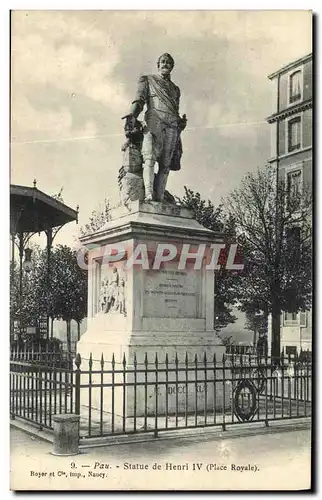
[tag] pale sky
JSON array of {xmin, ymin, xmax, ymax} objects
[{"xmin": 10, "ymin": 10, "xmax": 312, "ymax": 248}]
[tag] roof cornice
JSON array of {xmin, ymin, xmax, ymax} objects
[
  {"xmin": 10, "ymin": 184, "xmax": 78, "ymax": 219},
  {"xmin": 266, "ymin": 99, "xmax": 312, "ymax": 124},
  {"xmin": 268, "ymin": 53, "xmax": 312, "ymax": 80}
]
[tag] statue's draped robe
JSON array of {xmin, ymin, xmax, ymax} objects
[{"xmin": 133, "ymin": 74, "xmax": 182, "ymax": 171}]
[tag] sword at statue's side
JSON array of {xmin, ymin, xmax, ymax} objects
[{"xmin": 169, "ymin": 113, "xmax": 187, "ymax": 172}]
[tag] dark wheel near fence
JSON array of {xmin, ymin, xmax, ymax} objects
[{"xmin": 233, "ymin": 379, "xmax": 258, "ymax": 422}]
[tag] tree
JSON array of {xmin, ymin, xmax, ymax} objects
[
  {"xmin": 244, "ymin": 309, "xmax": 268, "ymax": 347},
  {"xmin": 79, "ymin": 198, "xmax": 111, "ymax": 236},
  {"xmin": 47, "ymin": 245, "xmax": 88, "ymax": 352},
  {"xmin": 10, "ymin": 240, "xmax": 87, "ymax": 351},
  {"xmin": 225, "ymin": 166, "xmax": 312, "ymax": 360},
  {"xmin": 181, "ymin": 187, "xmax": 241, "ymax": 332}
]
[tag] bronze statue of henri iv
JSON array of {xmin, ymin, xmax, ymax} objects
[{"xmin": 120, "ymin": 53, "xmax": 187, "ymax": 204}]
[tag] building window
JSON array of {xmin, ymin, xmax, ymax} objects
[
  {"xmin": 285, "ymin": 345, "xmax": 297, "ymax": 357},
  {"xmin": 299, "ymin": 312, "xmax": 307, "ymax": 327},
  {"xmin": 284, "ymin": 312, "xmax": 298, "ymax": 322},
  {"xmin": 286, "ymin": 169, "xmax": 302, "ymax": 208},
  {"xmin": 288, "ymin": 116, "xmax": 301, "ymax": 152},
  {"xmin": 289, "ymin": 70, "xmax": 302, "ymax": 104},
  {"xmin": 284, "ymin": 312, "xmax": 299, "ymax": 326}
]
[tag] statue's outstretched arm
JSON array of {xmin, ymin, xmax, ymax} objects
[{"xmin": 130, "ymin": 101, "xmax": 143, "ymax": 119}]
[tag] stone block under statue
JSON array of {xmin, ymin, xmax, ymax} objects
[{"xmin": 77, "ymin": 200, "xmax": 232, "ymax": 416}]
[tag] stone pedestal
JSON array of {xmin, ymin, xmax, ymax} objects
[{"xmin": 77, "ymin": 200, "xmax": 231, "ymax": 417}]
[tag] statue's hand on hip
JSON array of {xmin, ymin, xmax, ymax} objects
[{"xmin": 179, "ymin": 114, "xmax": 187, "ymax": 131}]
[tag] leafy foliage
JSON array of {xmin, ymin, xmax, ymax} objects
[
  {"xmin": 43, "ymin": 245, "xmax": 87, "ymax": 321},
  {"xmin": 11, "ymin": 244, "xmax": 87, "ymax": 351},
  {"xmin": 218, "ymin": 335, "xmax": 237, "ymax": 347},
  {"xmin": 51, "ymin": 188, "xmax": 64, "ymax": 202},
  {"xmin": 181, "ymin": 187, "xmax": 241, "ymax": 332},
  {"xmin": 181, "ymin": 188, "xmax": 224, "ymax": 233},
  {"xmin": 79, "ymin": 198, "xmax": 111, "ymax": 236},
  {"xmin": 43, "ymin": 245, "xmax": 87, "ymax": 351},
  {"xmin": 225, "ymin": 166, "xmax": 312, "ymax": 357}
]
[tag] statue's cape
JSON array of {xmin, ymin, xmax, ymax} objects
[{"xmin": 147, "ymin": 75, "xmax": 179, "ymax": 117}]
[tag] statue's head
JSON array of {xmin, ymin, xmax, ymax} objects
[{"xmin": 157, "ymin": 53, "xmax": 174, "ymax": 76}]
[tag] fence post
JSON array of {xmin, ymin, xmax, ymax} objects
[
  {"xmin": 75, "ymin": 353, "xmax": 81, "ymax": 415},
  {"xmin": 154, "ymin": 352, "xmax": 159, "ymax": 438},
  {"xmin": 222, "ymin": 354, "xmax": 226, "ymax": 431}
]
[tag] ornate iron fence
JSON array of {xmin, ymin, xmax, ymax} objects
[
  {"xmin": 61, "ymin": 341, "xmax": 77, "ymax": 356},
  {"xmin": 10, "ymin": 350, "xmax": 312, "ymax": 439},
  {"xmin": 10, "ymin": 348, "xmax": 74, "ymax": 430}
]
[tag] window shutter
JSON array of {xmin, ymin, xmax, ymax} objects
[{"xmin": 289, "ymin": 70, "xmax": 302, "ymax": 103}]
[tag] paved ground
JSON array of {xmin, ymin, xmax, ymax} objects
[{"xmin": 10, "ymin": 421, "xmax": 311, "ymax": 491}]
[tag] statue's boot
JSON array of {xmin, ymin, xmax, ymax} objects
[
  {"xmin": 155, "ymin": 169, "xmax": 169, "ymax": 201},
  {"xmin": 143, "ymin": 161, "xmax": 155, "ymax": 201}
]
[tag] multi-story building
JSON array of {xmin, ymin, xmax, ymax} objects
[{"xmin": 266, "ymin": 53, "xmax": 312, "ymax": 356}]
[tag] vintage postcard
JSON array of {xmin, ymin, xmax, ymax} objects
[{"xmin": 10, "ymin": 10, "xmax": 313, "ymax": 491}]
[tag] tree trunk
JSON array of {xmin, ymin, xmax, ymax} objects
[
  {"xmin": 77, "ymin": 321, "xmax": 81, "ymax": 342},
  {"xmin": 253, "ymin": 328, "xmax": 257, "ymax": 348},
  {"xmin": 50, "ymin": 317, "xmax": 54, "ymax": 339},
  {"xmin": 66, "ymin": 320, "xmax": 71, "ymax": 354},
  {"xmin": 271, "ymin": 303, "xmax": 281, "ymax": 363}
]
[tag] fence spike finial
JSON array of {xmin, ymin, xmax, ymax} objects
[
  {"xmin": 155, "ymin": 352, "xmax": 158, "ymax": 366},
  {"xmin": 100, "ymin": 352, "xmax": 104, "ymax": 368},
  {"xmin": 175, "ymin": 352, "xmax": 178, "ymax": 366},
  {"xmin": 89, "ymin": 352, "xmax": 93, "ymax": 369},
  {"xmin": 203, "ymin": 351, "xmax": 207, "ymax": 365},
  {"xmin": 112, "ymin": 352, "xmax": 115, "ymax": 368},
  {"xmin": 133, "ymin": 352, "xmax": 137, "ymax": 367},
  {"xmin": 165, "ymin": 352, "xmax": 169, "ymax": 366},
  {"xmin": 122, "ymin": 352, "xmax": 126, "ymax": 368},
  {"xmin": 144, "ymin": 352, "xmax": 148, "ymax": 367},
  {"xmin": 75, "ymin": 353, "xmax": 81, "ymax": 368},
  {"xmin": 185, "ymin": 351, "xmax": 188, "ymax": 365}
]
